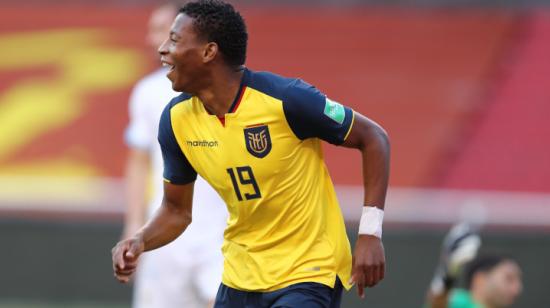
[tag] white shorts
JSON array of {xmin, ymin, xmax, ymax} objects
[{"xmin": 132, "ymin": 235, "xmax": 224, "ymax": 308}]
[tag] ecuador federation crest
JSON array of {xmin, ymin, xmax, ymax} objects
[{"xmin": 244, "ymin": 125, "xmax": 272, "ymax": 158}]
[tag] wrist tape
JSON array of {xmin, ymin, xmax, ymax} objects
[{"xmin": 358, "ymin": 206, "xmax": 384, "ymax": 238}]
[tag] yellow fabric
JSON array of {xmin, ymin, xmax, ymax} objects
[{"xmin": 169, "ymin": 87, "xmax": 352, "ymax": 291}]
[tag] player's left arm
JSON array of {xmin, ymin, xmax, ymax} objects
[
  {"xmin": 340, "ymin": 111, "xmax": 390, "ymax": 298},
  {"xmin": 283, "ymin": 79, "xmax": 390, "ymax": 298},
  {"xmin": 341, "ymin": 112, "xmax": 390, "ymax": 208}
]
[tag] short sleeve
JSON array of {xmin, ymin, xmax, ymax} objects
[
  {"xmin": 282, "ymin": 79, "xmax": 355, "ymax": 145},
  {"xmin": 158, "ymin": 102, "xmax": 197, "ymax": 185},
  {"xmin": 124, "ymin": 83, "xmax": 156, "ymax": 150}
]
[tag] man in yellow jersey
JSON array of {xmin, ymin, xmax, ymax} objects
[{"xmin": 112, "ymin": 0, "xmax": 390, "ymax": 307}]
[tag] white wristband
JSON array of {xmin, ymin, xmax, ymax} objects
[{"xmin": 358, "ymin": 206, "xmax": 384, "ymax": 238}]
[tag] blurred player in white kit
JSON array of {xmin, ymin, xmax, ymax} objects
[{"xmin": 122, "ymin": 2, "xmax": 226, "ymax": 307}]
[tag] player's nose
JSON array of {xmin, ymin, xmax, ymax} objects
[{"xmin": 158, "ymin": 38, "xmax": 169, "ymax": 56}]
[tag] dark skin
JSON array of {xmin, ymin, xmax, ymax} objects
[
  {"xmin": 342, "ymin": 112, "xmax": 390, "ymax": 297},
  {"xmin": 111, "ymin": 13, "xmax": 391, "ymax": 299},
  {"xmin": 112, "ymin": 181, "xmax": 193, "ymax": 283},
  {"xmin": 160, "ymin": 13, "xmax": 242, "ymax": 115}
]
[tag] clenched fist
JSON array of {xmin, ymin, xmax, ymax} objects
[{"xmin": 111, "ymin": 236, "xmax": 145, "ymax": 283}]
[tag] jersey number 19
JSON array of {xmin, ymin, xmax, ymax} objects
[{"xmin": 226, "ymin": 166, "xmax": 261, "ymax": 201}]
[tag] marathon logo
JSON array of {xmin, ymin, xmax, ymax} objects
[{"xmin": 186, "ymin": 140, "xmax": 219, "ymax": 147}]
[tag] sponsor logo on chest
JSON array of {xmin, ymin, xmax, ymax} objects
[{"xmin": 186, "ymin": 140, "xmax": 218, "ymax": 147}]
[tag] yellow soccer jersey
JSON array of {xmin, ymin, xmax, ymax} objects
[{"xmin": 158, "ymin": 68, "xmax": 355, "ymax": 292}]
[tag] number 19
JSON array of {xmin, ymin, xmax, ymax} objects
[{"xmin": 226, "ymin": 166, "xmax": 261, "ymax": 201}]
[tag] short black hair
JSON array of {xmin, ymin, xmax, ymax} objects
[
  {"xmin": 180, "ymin": 0, "xmax": 248, "ymax": 67},
  {"xmin": 465, "ymin": 255, "xmax": 515, "ymax": 289}
]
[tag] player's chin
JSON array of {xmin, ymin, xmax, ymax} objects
[
  {"xmin": 167, "ymin": 72, "xmax": 175, "ymax": 85},
  {"xmin": 167, "ymin": 69, "xmax": 180, "ymax": 87},
  {"xmin": 171, "ymin": 79, "xmax": 189, "ymax": 93},
  {"xmin": 171, "ymin": 83, "xmax": 185, "ymax": 92}
]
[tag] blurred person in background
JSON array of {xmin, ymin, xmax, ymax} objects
[
  {"xmin": 122, "ymin": 2, "xmax": 226, "ymax": 308},
  {"xmin": 426, "ymin": 224, "xmax": 523, "ymax": 308}
]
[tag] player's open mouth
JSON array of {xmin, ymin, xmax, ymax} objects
[{"xmin": 162, "ymin": 61, "xmax": 176, "ymax": 73}]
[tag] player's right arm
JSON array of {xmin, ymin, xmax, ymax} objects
[
  {"xmin": 112, "ymin": 181, "xmax": 194, "ymax": 283},
  {"xmin": 112, "ymin": 183, "xmax": 194, "ymax": 283},
  {"xmin": 112, "ymin": 100, "xmax": 198, "ymax": 283}
]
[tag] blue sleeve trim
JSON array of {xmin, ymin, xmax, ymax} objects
[{"xmin": 157, "ymin": 95, "xmax": 197, "ymax": 185}]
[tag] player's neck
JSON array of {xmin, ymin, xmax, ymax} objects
[{"xmin": 197, "ymin": 66, "xmax": 244, "ymax": 117}]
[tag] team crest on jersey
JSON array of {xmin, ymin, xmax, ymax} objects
[{"xmin": 244, "ymin": 125, "xmax": 272, "ymax": 158}]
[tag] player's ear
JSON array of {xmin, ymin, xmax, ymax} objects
[{"xmin": 203, "ymin": 42, "xmax": 218, "ymax": 64}]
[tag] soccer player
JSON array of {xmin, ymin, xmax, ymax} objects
[
  {"xmin": 112, "ymin": 0, "xmax": 390, "ymax": 307},
  {"xmin": 426, "ymin": 224, "xmax": 523, "ymax": 308},
  {"xmin": 122, "ymin": 2, "xmax": 226, "ymax": 307}
]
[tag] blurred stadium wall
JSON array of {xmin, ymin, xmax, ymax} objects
[{"xmin": 0, "ymin": 1, "xmax": 548, "ymax": 307}]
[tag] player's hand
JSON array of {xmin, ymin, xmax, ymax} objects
[
  {"xmin": 111, "ymin": 235, "xmax": 144, "ymax": 283},
  {"xmin": 350, "ymin": 234, "xmax": 385, "ymax": 299}
]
